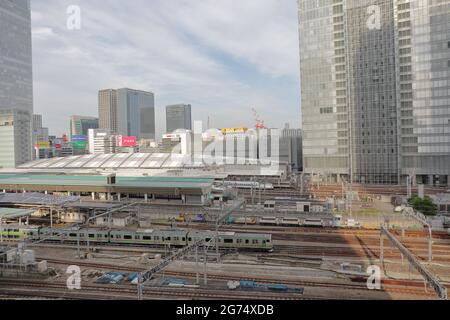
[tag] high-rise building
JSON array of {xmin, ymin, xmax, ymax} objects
[
  {"xmin": 0, "ymin": 109, "xmax": 32, "ymax": 168},
  {"xmin": 70, "ymin": 115, "xmax": 99, "ymax": 138},
  {"xmin": 98, "ymin": 89, "xmax": 118, "ymax": 134},
  {"xmin": 0, "ymin": 0, "xmax": 33, "ymax": 168},
  {"xmin": 99, "ymin": 88, "xmax": 155, "ymax": 140},
  {"xmin": 298, "ymin": 0, "xmax": 450, "ymax": 185},
  {"xmin": 166, "ymin": 104, "xmax": 192, "ymax": 133},
  {"xmin": 117, "ymin": 88, "xmax": 155, "ymax": 140}
]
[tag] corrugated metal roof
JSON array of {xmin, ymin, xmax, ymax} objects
[
  {"xmin": 0, "ymin": 174, "xmax": 214, "ymax": 190},
  {"xmin": 0, "ymin": 208, "xmax": 34, "ymax": 219}
]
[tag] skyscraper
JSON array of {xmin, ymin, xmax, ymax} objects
[
  {"xmin": 166, "ymin": 104, "xmax": 192, "ymax": 133},
  {"xmin": 98, "ymin": 89, "xmax": 118, "ymax": 134},
  {"xmin": 70, "ymin": 115, "xmax": 99, "ymax": 138},
  {"xmin": 117, "ymin": 88, "xmax": 155, "ymax": 140},
  {"xmin": 298, "ymin": 0, "xmax": 450, "ymax": 186},
  {"xmin": 0, "ymin": 0, "xmax": 33, "ymax": 168},
  {"xmin": 99, "ymin": 88, "xmax": 155, "ymax": 140}
]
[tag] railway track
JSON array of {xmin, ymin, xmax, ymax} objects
[
  {"xmin": 0, "ymin": 279, "xmax": 311, "ymax": 300},
  {"xmin": 32, "ymin": 257, "xmax": 439, "ymax": 298}
]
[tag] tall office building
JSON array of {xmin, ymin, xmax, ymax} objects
[
  {"xmin": 99, "ymin": 88, "xmax": 155, "ymax": 140},
  {"xmin": 0, "ymin": 0, "xmax": 33, "ymax": 168},
  {"xmin": 166, "ymin": 104, "xmax": 192, "ymax": 133},
  {"xmin": 0, "ymin": 109, "xmax": 32, "ymax": 167},
  {"xmin": 98, "ymin": 89, "xmax": 118, "ymax": 134},
  {"xmin": 117, "ymin": 88, "xmax": 155, "ymax": 140},
  {"xmin": 298, "ymin": 0, "xmax": 450, "ymax": 185},
  {"xmin": 70, "ymin": 115, "xmax": 99, "ymax": 138}
]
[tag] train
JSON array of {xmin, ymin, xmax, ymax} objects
[
  {"xmin": 221, "ymin": 181, "xmax": 274, "ymax": 190},
  {"xmin": 227, "ymin": 215, "xmax": 342, "ymax": 228},
  {"xmin": 0, "ymin": 224, "xmax": 273, "ymax": 251}
]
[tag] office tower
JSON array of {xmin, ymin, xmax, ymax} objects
[
  {"xmin": 98, "ymin": 89, "xmax": 118, "ymax": 133},
  {"xmin": 0, "ymin": 109, "xmax": 32, "ymax": 167},
  {"xmin": 117, "ymin": 88, "xmax": 155, "ymax": 140},
  {"xmin": 298, "ymin": 0, "xmax": 450, "ymax": 185},
  {"xmin": 70, "ymin": 115, "xmax": 99, "ymax": 137},
  {"xmin": 166, "ymin": 104, "xmax": 192, "ymax": 133},
  {"xmin": 0, "ymin": 0, "xmax": 33, "ymax": 168},
  {"xmin": 99, "ymin": 89, "xmax": 155, "ymax": 140}
]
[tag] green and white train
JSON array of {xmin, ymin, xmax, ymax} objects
[{"xmin": 0, "ymin": 225, "xmax": 273, "ymax": 251}]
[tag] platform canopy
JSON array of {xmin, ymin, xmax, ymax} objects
[
  {"xmin": 0, "ymin": 208, "xmax": 34, "ymax": 220},
  {"xmin": 0, "ymin": 192, "xmax": 80, "ymax": 206}
]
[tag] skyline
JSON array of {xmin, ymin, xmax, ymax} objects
[{"xmin": 31, "ymin": 0, "xmax": 301, "ymax": 137}]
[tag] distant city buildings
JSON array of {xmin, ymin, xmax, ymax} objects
[
  {"xmin": 32, "ymin": 114, "xmax": 50, "ymax": 160},
  {"xmin": 70, "ymin": 115, "xmax": 99, "ymax": 138},
  {"xmin": 298, "ymin": 0, "xmax": 450, "ymax": 185},
  {"xmin": 166, "ymin": 104, "xmax": 192, "ymax": 133},
  {"xmin": 99, "ymin": 88, "xmax": 155, "ymax": 140},
  {"xmin": 0, "ymin": 0, "xmax": 33, "ymax": 168}
]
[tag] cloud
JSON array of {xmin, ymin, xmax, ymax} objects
[{"xmin": 30, "ymin": 0, "xmax": 300, "ymax": 137}]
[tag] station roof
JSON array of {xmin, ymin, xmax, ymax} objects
[
  {"xmin": 62, "ymin": 202, "xmax": 122, "ymax": 210},
  {"xmin": 0, "ymin": 208, "xmax": 34, "ymax": 219},
  {"xmin": 0, "ymin": 174, "xmax": 108, "ymax": 186},
  {"xmin": 0, "ymin": 174, "xmax": 214, "ymax": 195},
  {"xmin": 0, "ymin": 192, "xmax": 80, "ymax": 206}
]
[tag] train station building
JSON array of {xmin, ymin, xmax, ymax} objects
[{"xmin": 0, "ymin": 174, "xmax": 214, "ymax": 206}]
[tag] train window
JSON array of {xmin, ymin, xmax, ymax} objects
[
  {"xmin": 89, "ymin": 234, "xmax": 95, "ymax": 238},
  {"xmin": 236, "ymin": 239, "xmax": 242, "ymax": 244},
  {"xmin": 116, "ymin": 235, "xmax": 121, "ymax": 239},
  {"xmin": 166, "ymin": 237, "xmax": 171, "ymax": 241},
  {"xmin": 124, "ymin": 235, "xmax": 132, "ymax": 240},
  {"xmin": 135, "ymin": 235, "xmax": 141, "ymax": 240},
  {"xmin": 80, "ymin": 234, "xmax": 85, "ymax": 238},
  {"xmin": 188, "ymin": 238, "xmax": 192, "ymax": 242},
  {"xmin": 245, "ymin": 240, "xmax": 249, "ymax": 244},
  {"xmin": 252, "ymin": 240, "xmax": 259, "ymax": 244},
  {"xmin": 224, "ymin": 239, "xmax": 233, "ymax": 244},
  {"xmin": 174, "ymin": 237, "xmax": 179, "ymax": 241},
  {"xmin": 182, "ymin": 238, "xmax": 186, "ymax": 242},
  {"xmin": 69, "ymin": 233, "xmax": 77, "ymax": 237},
  {"xmin": 155, "ymin": 236, "xmax": 160, "ymax": 241},
  {"xmin": 143, "ymin": 236, "xmax": 151, "ymax": 241},
  {"xmin": 205, "ymin": 238, "xmax": 211, "ymax": 242}
]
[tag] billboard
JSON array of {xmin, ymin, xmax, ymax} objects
[
  {"xmin": 116, "ymin": 136, "xmax": 137, "ymax": 147},
  {"xmin": 35, "ymin": 141, "xmax": 50, "ymax": 149},
  {"xmin": 72, "ymin": 135, "xmax": 88, "ymax": 142},
  {"xmin": 71, "ymin": 141, "xmax": 87, "ymax": 150}
]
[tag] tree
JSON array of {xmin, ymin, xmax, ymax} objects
[{"xmin": 408, "ymin": 195, "xmax": 438, "ymax": 216}]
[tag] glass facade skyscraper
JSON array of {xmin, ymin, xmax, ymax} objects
[
  {"xmin": 117, "ymin": 88, "xmax": 155, "ymax": 140},
  {"xmin": 166, "ymin": 104, "xmax": 192, "ymax": 133},
  {"xmin": 0, "ymin": 0, "xmax": 33, "ymax": 168},
  {"xmin": 99, "ymin": 88, "xmax": 155, "ymax": 140},
  {"xmin": 298, "ymin": 0, "xmax": 450, "ymax": 185}
]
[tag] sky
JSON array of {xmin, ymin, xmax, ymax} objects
[{"xmin": 31, "ymin": 0, "xmax": 301, "ymax": 138}]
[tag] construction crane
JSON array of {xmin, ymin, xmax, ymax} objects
[{"xmin": 252, "ymin": 108, "xmax": 267, "ymax": 129}]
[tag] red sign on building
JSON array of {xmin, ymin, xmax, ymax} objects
[{"xmin": 116, "ymin": 136, "xmax": 137, "ymax": 147}]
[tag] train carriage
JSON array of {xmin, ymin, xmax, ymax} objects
[
  {"xmin": 0, "ymin": 224, "xmax": 40, "ymax": 241},
  {"xmin": 281, "ymin": 217, "xmax": 301, "ymax": 227}
]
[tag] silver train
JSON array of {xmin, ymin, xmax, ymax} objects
[{"xmin": 0, "ymin": 225, "xmax": 273, "ymax": 251}]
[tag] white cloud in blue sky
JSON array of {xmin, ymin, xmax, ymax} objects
[{"xmin": 31, "ymin": 0, "xmax": 300, "ymax": 137}]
